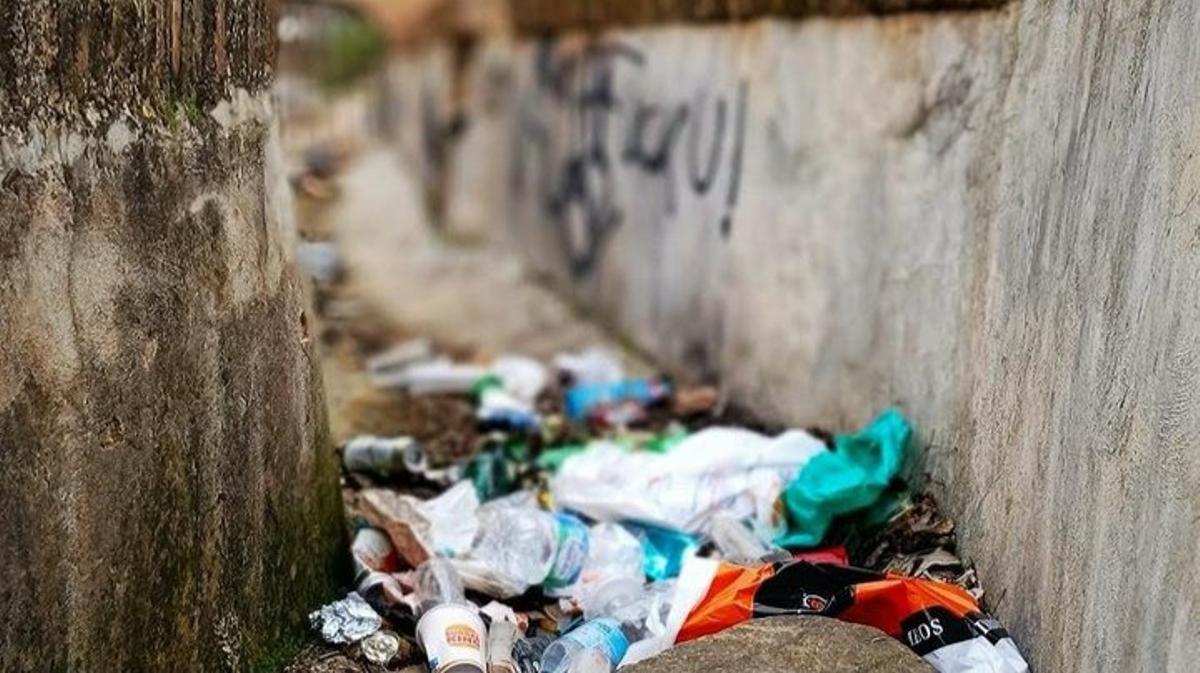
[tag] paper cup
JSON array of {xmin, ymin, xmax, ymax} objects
[{"xmin": 417, "ymin": 604, "xmax": 487, "ymax": 673}]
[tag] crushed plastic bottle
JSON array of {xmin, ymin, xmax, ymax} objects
[
  {"xmin": 608, "ymin": 580, "xmax": 676, "ymax": 642},
  {"xmin": 471, "ymin": 501, "xmax": 589, "ymax": 595},
  {"xmin": 576, "ymin": 523, "xmax": 646, "ymax": 620},
  {"xmin": 513, "ymin": 635, "xmax": 553, "ymax": 673}
]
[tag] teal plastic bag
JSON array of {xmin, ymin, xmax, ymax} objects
[
  {"xmin": 776, "ymin": 408, "xmax": 911, "ymax": 548},
  {"xmin": 621, "ymin": 520, "xmax": 700, "ymax": 580}
]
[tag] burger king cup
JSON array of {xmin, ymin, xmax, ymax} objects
[
  {"xmin": 414, "ymin": 558, "xmax": 488, "ymax": 673},
  {"xmin": 417, "ymin": 603, "xmax": 486, "ymax": 673}
]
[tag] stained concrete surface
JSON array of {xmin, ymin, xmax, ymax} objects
[
  {"xmin": 0, "ymin": 4, "xmax": 346, "ymax": 671},
  {"xmin": 0, "ymin": 118, "xmax": 347, "ymax": 673},
  {"xmin": 370, "ymin": 1, "xmax": 1200, "ymax": 671}
]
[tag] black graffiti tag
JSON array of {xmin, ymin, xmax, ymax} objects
[{"xmin": 515, "ymin": 38, "xmax": 748, "ymax": 278}]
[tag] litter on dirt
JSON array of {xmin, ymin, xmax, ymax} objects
[{"xmin": 303, "ymin": 340, "xmax": 1028, "ymax": 673}]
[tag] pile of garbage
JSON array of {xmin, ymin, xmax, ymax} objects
[{"xmin": 310, "ymin": 343, "xmax": 1029, "ymax": 673}]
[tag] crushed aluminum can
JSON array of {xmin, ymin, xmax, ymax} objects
[
  {"xmin": 351, "ymin": 527, "xmax": 398, "ymax": 577},
  {"xmin": 309, "ymin": 592, "xmax": 382, "ymax": 644},
  {"xmin": 343, "ymin": 435, "xmax": 420, "ymax": 478},
  {"xmin": 361, "ymin": 630, "xmax": 403, "ymax": 665}
]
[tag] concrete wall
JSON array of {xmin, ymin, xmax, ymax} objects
[
  {"xmin": 0, "ymin": 3, "xmax": 346, "ymax": 671},
  {"xmin": 387, "ymin": 1, "xmax": 1200, "ymax": 671}
]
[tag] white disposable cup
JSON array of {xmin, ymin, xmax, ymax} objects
[{"xmin": 416, "ymin": 603, "xmax": 487, "ymax": 673}]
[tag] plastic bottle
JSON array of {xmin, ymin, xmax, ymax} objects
[
  {"xmin": 540, "ymin": 618, "xmax": 630, "ymax": 673},
  {"xmin": 708, "ymin": 513, "xmax": 792, "ymax": 565},
  {"xmin": 542, "ymin": 580, "xmax": 676, "ymax": 673},
  {"xmin": 563, "ymin": 378, "xmax": 671, "ymax": 422},
  {"xmin": 577, "ymin": 523, "xmax": 646, "ymax": 620},
  {"xmin": 471, "ymin": 503, "xmax": 589, "ymax": 595},
  {"xmin": 567, "ymin": 647, "xmax": 613, "ymax": 673},
  {"xmin": 392, "ymin": 358, "xmax": 489, "ymax": 394}
]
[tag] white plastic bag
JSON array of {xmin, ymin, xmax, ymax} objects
[{"xmin": 550, "ymin": 427, "xmax": 825, "ymax": 534}]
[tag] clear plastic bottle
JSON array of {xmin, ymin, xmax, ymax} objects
[
  {"xmin": 567, "ymin": 647, "xmax": 613, "ymax": 673},
  {"xmin": 542, "ymin": 580, "xmax": 675, "ymax": 673},
  {"xmin": 540, "ymin": 618, "xmax": 630, "ymax": 673},
  {"xmin": 471, "ymin": 502, "xmax": 589, "ymax": 594},
  {"xmin": 578, "ymin": 523, "xmax": 646, "ymax": 620},
  {"xmin": 708, "ymin": 513, "xmax": 792, "ymax": 565}
]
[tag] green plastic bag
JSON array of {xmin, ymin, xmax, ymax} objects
[
  {"xmin": 776, "ymin": 408, "xmax": 911, "ymax": 548},
  {"xmin": 535, "ymin": 443, "xmax": 588, "ymax": 472}
]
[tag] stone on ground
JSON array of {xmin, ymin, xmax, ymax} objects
[{"xmin": 624, "ymin": 616, "xmax": 934, "ymax": 673}]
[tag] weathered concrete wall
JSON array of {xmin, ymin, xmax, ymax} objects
[
  {"xmin": 0, "ymin": 3, "xmax": 347, "ymax": 671},
  {"xmin": 509, "ymin": 0, "xmax": 1006, "ymax": 30},
  {"xmin": 384, "ymin": 1, "xmax": 1200, "ymax": 671}
]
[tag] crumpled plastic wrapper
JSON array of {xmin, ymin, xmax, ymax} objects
[
  {"xmin": 360, "ymin": 630, "xmax": 401, "ymax": 664},
  {"xmin": 309, "ymin": 592, "xmax": 382, "ymax": 644}
]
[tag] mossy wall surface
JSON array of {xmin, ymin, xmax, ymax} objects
[{"xmin": 0, "ymin": 2, "xmax": 347, "ymax": 671}]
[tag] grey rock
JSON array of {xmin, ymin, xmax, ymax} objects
[{"xmin": 625, "ymin": 616, "xmax": 934, "ymax": 673}]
